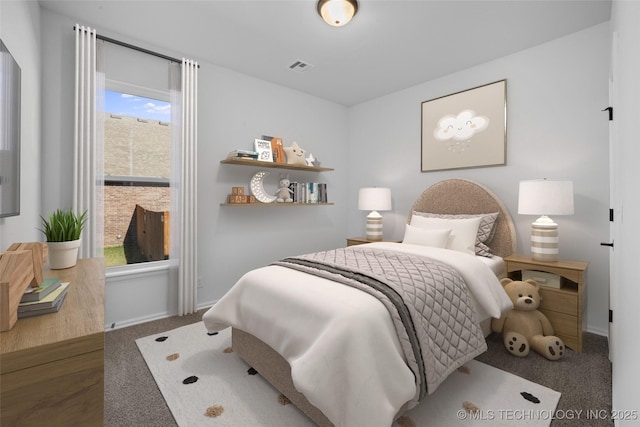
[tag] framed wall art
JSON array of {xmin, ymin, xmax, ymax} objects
[{"xmin": 421, "ymin": 79, "xmax": 506, "ymax": 172}]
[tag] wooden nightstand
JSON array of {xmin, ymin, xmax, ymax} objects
[
  {"xmin": 503, "ymin": 254, "xmax": 588, "ymax": 352},
  {"xmin": 346, "ymin": 237, "xmax": 402, "ymax": 246}
]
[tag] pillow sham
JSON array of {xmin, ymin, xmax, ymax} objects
[
  {"xmin": 409, "ymin": 215, "xmax": 481, "ymax": 255},
  {"xmin": 402, "ymin": 224, "xmax": 451, "ymax": 248},
  {"xmin": 412, "ymin": 211, "xmax": 499, "ymax": 257}
]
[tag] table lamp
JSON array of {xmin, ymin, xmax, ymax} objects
[
  {"xmin": 518, "ymin": 179, "xmax": 574, "ymax": 262},
  {"xmin": 358, "ymin": 187, "xmax": 392, "ymax": 241}
]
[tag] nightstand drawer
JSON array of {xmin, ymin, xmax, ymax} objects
[
  {"xmin": 538, "ymin": 288, "xmax": 578, "ymax": 316},
  {"xmin": 540, "ymin": 309, "xmax": 578, "ymax": 339}
]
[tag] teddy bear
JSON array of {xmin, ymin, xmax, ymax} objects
[
  {"xmin": 283, "ymin": 142, "xmax": 308, "ymax": 166},
  {"xmin": 491, "ymin": 278, "xmax": 565, "ymax": 360},
  {"xmin": 275, "ymin": 175, "xmax": 293, "ymax": 203}
]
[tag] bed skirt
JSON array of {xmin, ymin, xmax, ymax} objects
[
  {"xmin": 233, "ymin": 328, "xmax": 419, "ymax": 427},
  {"xmin": 232, "ymin": 328, "xmax": 334, "ymax": 427}
]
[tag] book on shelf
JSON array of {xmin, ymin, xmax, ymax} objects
[
  {"xmin": 270, "ymin": 137, "xmax": 286, "ymax": 164},
  {"xmin": 18, "ymin": 282, "xmax": 69, "ymax": 313},
  {"xmin": 288, "ymin": 182, "xmax": 328, "ymax": 203},
  {"xmin": 20, "ymin": 277, "xmax": 62, "ymax": 303},
  {"xmin": 318, "ymin": 183, "xmax": 328, "ymax": 203},
  {"xmin": 253, "ymin": 138, "xmax": 274, "ymax": 162},
  {"xmin": 228, "ymin": 149, "xmax": 259, "ymax": 160},
  {"xmin": 307, "ymin": 182, "xmax": 318, "ymax": 203},
  {"xmin": 18, "ymin": 290, "xmax": 68, "ymax": 318},
  {"xmin": 261, "ymin": 135, "xmax": 286, "ymax": 164}
]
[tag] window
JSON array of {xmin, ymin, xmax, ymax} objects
[{"xmin": 103, "ymin": 85, "xmax": 171, "ymax": 267}]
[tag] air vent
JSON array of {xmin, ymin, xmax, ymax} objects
[{"xmin": 288, "ymin": 60, "xmax": 315, "ymax": 73}]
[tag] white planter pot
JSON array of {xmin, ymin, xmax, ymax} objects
[{"xmin": 47, "ymin": 239, "xmax": 81, "ymax": 269}]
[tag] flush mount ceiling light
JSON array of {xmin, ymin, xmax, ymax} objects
[{"xmin": 317, "ymin": 0, "xmax": 359, "ymax": 27}]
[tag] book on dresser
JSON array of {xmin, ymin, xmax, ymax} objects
[
  {"xmin": 18, "ymin": 282, "xmax": 70, "ymax": 317},
  {"xmin": 18, "ymin": 292, "xmax": 69, "ymax": 318},
  {"xmin": 20, "ymin": 277, "xmax": 62, "ymax": 303}
]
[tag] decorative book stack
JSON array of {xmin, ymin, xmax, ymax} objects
[
  {"xmin": 288, "ymin": 182, "xmax": 328, "ymax": 203},
  {"xmin": 228, "ymin": 149, "xmax": 259, "ymax": 160},
  {"xmin": 18, "ymin": 279, "xmax": 69, "ymax": 318}
]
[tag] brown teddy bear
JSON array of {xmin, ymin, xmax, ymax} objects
[{"xmin": 491, "ymin": 278, "xmax": 565, "ymax": 360}]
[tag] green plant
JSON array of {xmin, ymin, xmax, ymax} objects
[{"xmin": 40, "ymin": 209, "xmax": 88, "ymax": 242}]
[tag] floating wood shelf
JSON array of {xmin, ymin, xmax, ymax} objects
[
  {"xmin": 220, "ymin": 158, "xmax": 333, "ymax": 172},
  {"xmin": 221, "ymin": 202, "xmax": 334, "ymax": 207}
]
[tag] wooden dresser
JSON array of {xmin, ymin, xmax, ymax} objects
[{"xmin": 0, "ymin": 258, "xmax": 105, "ymax": 426}]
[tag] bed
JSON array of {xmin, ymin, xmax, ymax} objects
[{"xmin": 203, "ymin": 178, "xmax": 516, "ymax": 427}]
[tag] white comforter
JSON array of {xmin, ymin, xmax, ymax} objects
[{"xmin": 202, "ymin": 242, "xmax": 512, "ymax": 427}]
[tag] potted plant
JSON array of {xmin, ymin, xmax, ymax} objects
[{"xmin": 40, "ymin": 209, "xmax": 87, "ymax": 269}]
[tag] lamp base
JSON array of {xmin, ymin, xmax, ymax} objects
[
  {"xmin": 531, "ymin": 221, "xmax": 559, "ymax": 262},
  {"xmin": 366, "ymin": 217, "xmax": 383, "ymax": 241}
]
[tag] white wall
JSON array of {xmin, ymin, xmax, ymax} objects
[
  {"xmin": 347, "ymin": 23, "xmax": 611, "ymax": 336},
  {"xmin": 2, "ymin": 4, "xmax": 611, "ymax": 335},
  {"xmin": 0, "ymin": 0, "xmax": 42, "ymax": 248},
  {"xmin": 198, "ymin": 62, "xmax": 350, "ymax": 305},
  {"xmin": 610, "ymin": 0, "xmax": 640, "ymax": 421},
  {"xmin": 39, "ymin": 8, "xmax": 350, "ymax": 326}
]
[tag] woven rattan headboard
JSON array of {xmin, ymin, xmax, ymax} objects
[{"xmin": 408, "ymin": 179, "xmax": 516, "ymax": 258}]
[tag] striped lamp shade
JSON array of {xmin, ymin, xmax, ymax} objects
[{"xmin": 518, "ymin": 180, "xmax": 574, "ymax": 262}]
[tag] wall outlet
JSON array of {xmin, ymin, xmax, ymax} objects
[{"xmin": 197, "ymin": 277, "xmax": 203, "ymax": 288}]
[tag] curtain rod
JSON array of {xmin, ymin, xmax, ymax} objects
[{"xmin": 73, "ymin": 26, "xmax": 199, "ymax": 67}]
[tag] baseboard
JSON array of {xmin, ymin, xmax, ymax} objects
[
  {"xmin": 197, "ymin": 300, "xmax": 216, "ymax": 312},
  {"xmin": 105, "ymin": 312, "xmax": 173, "ymax": 330},
  {"xmin": 586, "ymin": 325, "xmax": 609, "ymax": 338},
  {"xmin": 104, "ymin": 300, "xmax": 217, "ymax": 331}
]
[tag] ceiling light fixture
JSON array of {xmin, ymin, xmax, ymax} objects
[{"xmin": 317, "ymin": 0, "xmax": 359, "ymax": 27}]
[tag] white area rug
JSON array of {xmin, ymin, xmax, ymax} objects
[{"xmin": 136, "ymin": 322, "xmax": 561, "ymax": 427}]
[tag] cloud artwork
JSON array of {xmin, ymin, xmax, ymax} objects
[{"xmin": 433, "ymin": 110, "xmax": 489, "ymax": 153}]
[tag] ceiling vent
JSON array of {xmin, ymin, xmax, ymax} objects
[{"xmin": 288, "ymin": 60, "xmax": 314, "ymax": 73}]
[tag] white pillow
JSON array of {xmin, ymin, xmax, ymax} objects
[
  {"xmin": 411, "ymin": 211, "xmax": 499, "ymax": 257},
  {"xmin": 409, "ymin": 215, "xmax": 482, "ymax": 255},
  {"xmin": 402, "ymin": 224, "xmax": 451, "ymax": 248}
]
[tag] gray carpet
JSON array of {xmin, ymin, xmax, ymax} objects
[{"xmin": 105, "ymin": 310, "xmax": 612, "ymax": 427}]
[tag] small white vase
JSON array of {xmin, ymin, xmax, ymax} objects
[{"xmin": 47, "ymin": 239, "xmax": 81, "ymax": 269}]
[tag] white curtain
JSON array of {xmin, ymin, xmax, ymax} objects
[
  {"xmin": 73, "ymin": 25, "xmax": 104, "ymax": 259},
  {"xmin": 170, "ymin": 59, "xmax": 198, "ymax": 315}
]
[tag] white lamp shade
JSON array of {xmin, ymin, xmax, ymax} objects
[
  {"xmin": 518, "ymin": 180, "xmax": 574, "ymax": 216},
  {"xmin": 519, "ymin": 179, "xmax": 573, "ymax": 262},
  {"xmin": 358, "ymin": 187, "xmax": 392, "ymax": 212}
]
